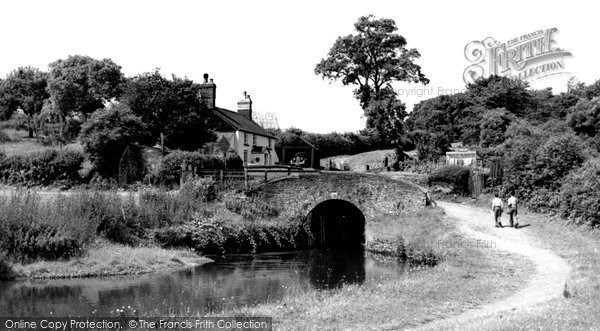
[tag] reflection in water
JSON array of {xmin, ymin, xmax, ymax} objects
[{"xmin": 0, "ymin": 249, "xmax": 406, "ymax": 317}]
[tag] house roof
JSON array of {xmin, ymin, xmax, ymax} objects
[
  {"xmin": 213, "ymin": 107, "xmax": 277, "ymax": 138},
  {"xmin": 281, "ymin": 133, "xmax": 319, "ymax": 150}
]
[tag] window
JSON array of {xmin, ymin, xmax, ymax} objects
[
  {"xmin": 243, "ymin": 132, "xmax": 249, "ymax": 145},
  {"xmin": 243, "ymin": 150, "xmax": 248, "ymax": 163},
  {"xmin": 253, "ymin": 134, "xmax": 257, "ymax": 146}
]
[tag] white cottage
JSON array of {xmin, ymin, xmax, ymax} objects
[{"xmin": 199, "ymin": 74, "xmax": 278, "ymax": 166}]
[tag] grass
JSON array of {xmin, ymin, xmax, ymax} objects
[
  {"xmin": 10, "ymin": 239, "xmax": 210, "ymax": 279},
  {"xmin": 215, "ymin": 207, "xmax": 534, "ymax": 329},
  {"xmin": 430, "ymin": 202, "xmax": 600, "ymax": 330},
  {"xmin": 0, "ymin": 128, "xmax": 83, "ymax": 157}
]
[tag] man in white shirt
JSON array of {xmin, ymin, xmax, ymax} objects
[
  {"xmin": 491, "ymin": 193, "xmax": 504, "ymax": 228},
  {"xmin": 507, "ymin": 191, "xmax": 518, "ymax": 228}
]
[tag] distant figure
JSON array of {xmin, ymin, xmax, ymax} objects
[
  {"xmin": 507, "ymin": 191, "xmax": 518, "ymax": 228},
  {"xmin": 491, "ymin": 193, "xmax": 504, "ymax": 228}
]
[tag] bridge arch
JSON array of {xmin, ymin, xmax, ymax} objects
[{"xmin": 306, "ymin": 199, "xmax": 366, "ymax": 249}]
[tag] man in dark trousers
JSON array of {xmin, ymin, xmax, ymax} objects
[
  {"xmin": 491, "ymin": 193, "xmax": 504, "ymax": 227},
  {"xmin": 507, "ymin": 191, "xmax": 518, "ymax": 228}
]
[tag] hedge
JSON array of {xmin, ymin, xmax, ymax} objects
[
  {"xmin": 428, "ymin": 166, "xmax": 471, "ymax": 194},
  {"xmin": 0, "ymin": 149, "xmax": 84, "ymax": 186}
]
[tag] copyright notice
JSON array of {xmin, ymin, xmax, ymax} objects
[{"xmin": 1, "ymin": 317, "xmax": 272, "ymax": 330}]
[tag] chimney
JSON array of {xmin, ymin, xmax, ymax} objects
[
  {"xmin": 198, "ymin": 73, "xmax": 216, "ymax": 109},
  {"xmin": 237, "ymin": 91, "xmax": 252, "ymax": 120}
]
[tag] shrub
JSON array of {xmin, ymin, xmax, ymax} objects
[
  {"xmin": 154, "ymin": 223, "xmax": 308, "ymax": 255},
  {"xmin": 0, "ymin": 149, "xmax": 84, "ymax": 186},
  {"xmin": 0, "ymin": 192, "xmax": 98, "ymax": 262},
  {"xmin": 502, "ymin": 133, "xmax": 588, "ymax": 211},
  {"xmin": 80, "ymin": 102, "xmax": 146, "ymax": 179},
  {"xmin": 225, "ymin": 153, "xmax": 244, "ymax": 169},
  {"xmin": 428, "ymin": 166, "xmax": 470, "ymax": 194},
  {"xmin": 224, "ymin": 194, "xmax": 280, "ymax": 221},
  {"xmin": 179, "ymin": 178, "xmax": 218, "ymax": 202},
  {"xmin": 0, "ymin": 129, "xmax": 10, "ymax": 142},
  {"xmin": 555, "ymin": 158, "xmax": 600, "ymax": 227},
  {"xmin": 158, "ymin": 150, "xmax": 225, "ymax": 186},
  {"xmin": 0, "ymin": 254, "xmax": 17, "ymax": 280}
]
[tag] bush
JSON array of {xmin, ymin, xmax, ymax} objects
[
  {"xmin": 0, "ymin": 192, "xmax": 98, "ymax": 262},
  {"xmin": 80, "ymin": 102, "xmax": 146, "ymax": 179},
  {"xmin": 0, "ymin": 129, "xmax": 10, "ymax": 142},
  {"xmin": 180, "ymin": 178, "xmax": 218, "ymax": 202},
  {"xmin": 502, "ymin": 133, "xmax": 588, "ymax": 211},
  {"xmin": 555, "ymin": 158, "xmax": 600, "ymax": 227},
  {"xmin": 158, "ymin": 150, "xmax": 225, "ymax": 186},
  {"xmin": 428, "ymin": 166, "xmax": 470, "ymax": 194},
  {"xmin": 154, "ymin": 223, "xmax": 308, "ymax": 255},
  {"xmin": 0, "ymin": 149, "xmax": 84, "ymax": 186},
  {"xmin": 0, "ymin": 254, "xmax": 17, "ymax": 280},
  {"xmin": 224, "ymin": 194, "xmax": 280, "ymax": 221}
]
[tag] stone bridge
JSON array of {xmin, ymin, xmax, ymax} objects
[{"xmin": 248, "ymin": 172, "xmax": 430, "ymax": 249}]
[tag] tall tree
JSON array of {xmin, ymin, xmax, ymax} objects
[
  {"xmin": 363, "ymin": 87, "xmax": 408, "ymax": 147},
  {"xmin": 0, "ymin": 67, "xmax": 49, "ymax": 137},
  {"xmin": 47, "ymin": 55, "xmax": 124, "ymax": 119},
  {"xmin": 122, "ymin": 70, "xmax": 215, "ymax": 150},
  {"xmin": 315, "ymin": 15, "xmax": 428, "ymax": 107}
]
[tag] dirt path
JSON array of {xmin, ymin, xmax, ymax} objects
[{"xmin": 415, "ymin": 201, "xmax": 571, "ymax": 330}]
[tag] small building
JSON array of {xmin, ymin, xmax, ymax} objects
[
  {"xmin": 199, "ymin": 74, "xmax": 278, "ymax": 166},
  {"xmin": 278, "ymin": 134, "xmax": 319, "ymax": 168},
  {"xmin": 446, "ymin": 143, "xmax": 480, "ymax": 166}
]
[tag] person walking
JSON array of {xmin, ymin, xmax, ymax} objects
[
  {"xmin": 491, "ymin": 193, "xmax": 504, "ymax": 228},
  {"xmin": 507, "ymin": 191, "xmax": 518, "ymax": 228}
]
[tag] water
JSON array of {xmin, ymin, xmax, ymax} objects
[{"xmin": 0, "ymin": 249, "xmax": 408, "ymax": 317}]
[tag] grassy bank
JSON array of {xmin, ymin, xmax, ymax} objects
[
  {"xmin": 432, "ymin": 203, "xmax": 600, "ymax": 330},
  {"xmin": 8, "ymin": 240, "xmax": 210, "ymax": 279},
  {"xmin": 216, "ymin": 208, "xmax": 534, "ymax": 329}
]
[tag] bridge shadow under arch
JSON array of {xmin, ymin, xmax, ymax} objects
[{"xmin": 307, "ymin": 199, "xmax": 366, "ymax": 249}]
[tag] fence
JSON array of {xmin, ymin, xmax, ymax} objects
[{"xmin": 182, "ymin": 165, "xmax": 318, "ymax": 190}]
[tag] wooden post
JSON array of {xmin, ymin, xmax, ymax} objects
[
  {"xmin": 220, "ymin": 170, "xmax": 224, "ymax": 185},
  {"xmin": 244, "ymin": 168, "xmax": 248, "ymax": 190},
  {"xmin": 264, "ymin": 169, "xmax": 268, "ymax": 183},
  {"xmin": 311, "ymin": 147, "xmax": 315, "ymax": 169}
]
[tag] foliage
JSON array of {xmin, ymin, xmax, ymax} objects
[
  {"xmin": 555, "ymin": 158, "xmax": 600, "ymax": 227},
  {"xmin": 466, "ymin": 75, "xmax": 532, "ymax": 116},
  {"xmin": 224, "ymin": 194, "xmax": 280, "ymax": 221},
  {"xmin": 479, "ymin": 108, "xmax": 512, "ymax": 147},
  {"xmin": 567, "ymin": 97, "xmax": 600, "ymax": 138},
  {"xmin": 0, "ymin": 129, "xmax": 9, "ymax": 142},
  {"xmin": 0, "ymin": 149, "xmax": 84, "ymax": 186},
  {"xmin": 157, "ymin": 150, "xmax": 226, "ymax": 186},
  {"xmin": 315, "ymin": 15, "xmax": 428, "ymax": 107},
  {"xmin": 428, "ymin": 166, "xmax": 471, "ymax": 194},
  {"xmin": 363, "ymin": 87, "xmax": 408, "ymax": 145},
  {"xmin": 314, "ymin": 15, "xmax": 427, "ymax": 143},
  {"xmin": 272, "ymin": 127, "xmax": 387, "ymax": 159},
  {"xmin": 0, "ymin": 192, "xmax": 98, "ymax": 262},
  {"xmin": 407, "ymin": 130, "xmax": 449, "ymax": 161},
  {"xmin": 0, "ymin": 67, "xmax": 49, "ymax": 137},
  {"xmin": 80, "ymin": 102, "xmax": 146, "ymax": 179},
  {"xmin": 0, "ymin": 253, "xmax": 17, "ymax": 280},
  {"xmin": 47, "ymin": 55, "xmax": 124, "ymax": 117},
  {"xmin": 122, "ymin": 70, "xmax": 215, "ymax": 150},
  {"xmin": 501, "ymin": 133, "xmax": 588, "ymax": 211},
  {"xmin": 180, "ymin": 178, "xmax": 218, "ymax": 202}
]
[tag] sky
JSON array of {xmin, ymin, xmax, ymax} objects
[{"xmin": 0, "ymin": 0, "xmax": 598, "ymax": 133}]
